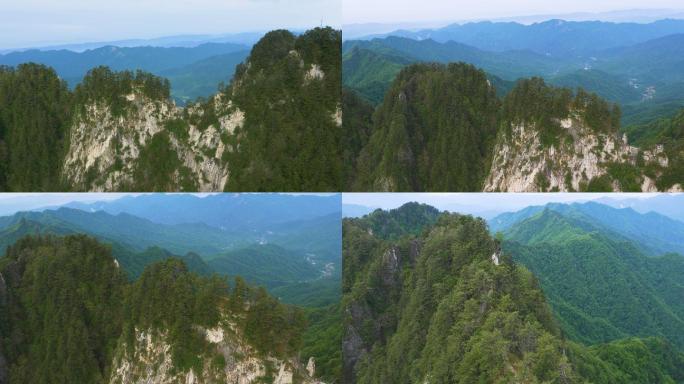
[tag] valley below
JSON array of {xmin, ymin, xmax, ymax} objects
[
  {"xmin": 342, "ymin": 197, "xmax": 684, "ymax": 383},
  {"xmin": 342, "ymin": 18, "xmax": 684, "ymax": 192},
  {"xmin": 0, "ymin": 27, "xmax": 343, "ymax": 193},
  {"xmin": 0, "ymin": 193, "xmax": 343, "ymax": 384}
]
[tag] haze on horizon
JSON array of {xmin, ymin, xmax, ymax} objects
[
  {"xmin": 343, "ymin": 0, "xmax": 684, "ymax": 25},
  {"xmin": 343, "ymin": 193, "xmax": 666, "ymax": 215},
  {"xmin": 0, "ymin": 193, "xmax": 335, "ymax": 216},
  {"xmin": 0, "ymin": 0, "xmax": 341, "ymax": 50}
]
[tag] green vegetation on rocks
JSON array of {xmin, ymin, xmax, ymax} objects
[
  {"xmin": 343, "ymin": 203, "xmax": 684, "ymax": 383},
  {"xmin": 0, "ymin": 64, "xmax": 71, "ymax": 191},
  {"xmin": 351, "ymin": 63, "xmax": 500, "ymax": 191},
  {"xmin": 223, "ymin": 27, "xmax": 343, "ymax": 191},
  {"xmin": 348, "ymin": 66, "xmax": 625, "ymax": 191},
  {"xmin": 0, "ymin": 234, "xmax": 311, "ymax": 382},
  {"xmin": 0, "ymin": 27, "xmax": 342, "ymax": 192}
]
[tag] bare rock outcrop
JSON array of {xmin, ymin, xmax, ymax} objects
[
  {"xmin": 62, "ymin": 92, "xmax": 241, "ymax": 191},
  {"xmin": 109, "ymin": 319, "xmax": 320, "ymax": 384},
  {"xmin": 484, "ymin": 115, "xmax": 668, "ymax": 192}
]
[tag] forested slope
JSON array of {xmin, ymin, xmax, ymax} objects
[
  {"xmin": 501, "ymin": 208, "xmax": 684, "ymax": 349},
  {"xmin": 350, "ymin": 63, "xmax": 500, "ymax": 191},
  {"xmin": 342, "ymin": 203, "xmax": 684, "ymax": 383},
  {"xmin": 0, "ymin": 235, "xmax": 320, "ymax": 383},
  {"xmin": 345, "ymin": 65, "xmax": 678, "ymax": 191},
  {"xmin": 0, "ymin": 27, "xmax": 342, "ymax": 192}
]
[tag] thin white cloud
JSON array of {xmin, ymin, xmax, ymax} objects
[
  {"xmin": 0, "ymin": 0, "xmax": 340, "ymax": 48},
  {"xmin": 342, "ymin": 192, "xmax": 666, "ymax": 215},
  {"xmin": 343, "ymin": 0, "xmax": 684, "ymax": 25},
  {"xmin": 0, "ymin": 193, "xmax": 340, "ymax": 216}
]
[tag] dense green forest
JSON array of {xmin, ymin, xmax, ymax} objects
[
  {"xmin": 0, "ymin": 235, "xmax": 313, "ymax": 383},
  {"xmin": 207, "ymin": 243, "xmax": 320, "ymax": 289},
  {"xmin": 341, "ymin": 89, "xmax": 374, "ymax": 188},
  {"xmin": 221, "ymin": 27, "xmax": 342, "ymax": 191},
  {"xmin": 342, "ymin": 27, "xmax": 684, "ymax": 128},
  {"xmin": 345, "ymin": 64, "xmax": 630, "ymax": 191},
  {"xmin": 499, "ymin": 207, "xmax": 684, "ymax": 349},
  {"xmin": 342, "ymin": 203, "xmax": 684, "ymax": 383},
  {"xmin": 302, "ymin": 303, "xmax": 343, "ymax": 381},
  {"xmin": 501, "ymin": 78, "xmax": 621, "ymax": 141},
  {"xmin": 350, "ymin": 63, "xmax": 501, "ymax": 191},
  {"xmin": 623, "ymin": 109, "xmax": 684, "ymax": 190},
  {"xmin": 342, "ymin": 28, "xmax": 684, "ymax": 192},
  {"xmin": 0, "ymin": 235, "xmax": 125, "ymax": 383},
  {"xmin": 0, "ymin": 27, "xmax": 342, "ymax": 192},
  {"xmin": 0, "ymin": 200, "xmax": 343, "ymax": 383},
  {"xmin": 0, "ymin": 64, "xmax": 71, "ymax": 191}
]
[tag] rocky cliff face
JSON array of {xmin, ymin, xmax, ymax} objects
[
  {"xmin": 109, "ymin": 317, "xmax": 322, "ymax": 384},
  {"xmin": 342, "ymin": 208, "xmax": 577, "ymax": 383},
  {"xmin": 62, "ymin": 91, "xmax": 241, "ymax": 192},
  {"xmin": 342, "ymin": 242, "xmax": 417, "ymax": 383},
  {"xmin": 59, "ymin": 27, "xmax": 341, "ymax": 192},
  {"xmin": 0, "ymin": 272, "xmax": 7, "ymax": 384},
  {"xmin": 484, "ymin": 114, "xmax": 670, "ymax": 192}
]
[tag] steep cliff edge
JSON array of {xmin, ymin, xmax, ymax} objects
[
  {"xmin": 347, "ymin": 70, "xmax": 682, "ymax": 192},
  {"xmin": 109, "ymin": 321, "xmax": 319, "ymax": 384},
  {"xmin": 342, "ymin": 204, "xmax": 684, "ymax": 383},
  {"xmin": 0, "ymin": 235, "xmax": 324, "ymax": 383},
  {"xmin": 62, "ymin": 83, "xmax": 239, "ymax": 191},
  {"xmin": 483, "ymin": 114, "xmax": 669, "ymax": 192},
  {"xmin": 0, "ymin": 27, "xmax": 342, "ymax": 192},
  {"xmin": 0, "ymin": 272, "xmax": 7, "ymax": 384}
]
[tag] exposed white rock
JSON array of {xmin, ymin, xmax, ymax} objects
[
  {"xmin": 305, "ymin": 64, "xmax": 325, "ymax": 83},
  {"xmin": 219, "ymin": 107, "xmax": 245, "ymax": 136},
  {"xmin": 205, "ymin": 327, "xmax": 224, "ymax": 344},
  {"xmin": 109, "ymin": 319, "xmax": 320, "ymax": 384},
  {"xmin": 332, "ymin": 105, "xmax": 342, "ymax": 127},
  {"xmin": 274, "ymin": 364, "xmax": 293, "ymax": 384},
  {"xmin": 62, "ymin": 91, "xmax": 234, "ymax": 192},
  {"xmin": 491, "ymin": 252, "xmax": 500, "ymax": 266},
  {"xmin": 306, "ymin": 357, "xmax": 316, "ymax": 377},
  {"xmin": 483, "ymin": 115, "xmax": 668, "ymax": 192},
  {"xmin": 641, "ymin": 176, "xmax": 659, "ymax": 192}
]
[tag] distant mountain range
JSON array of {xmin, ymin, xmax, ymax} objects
[
  {"xmin": 342, "ymin": 203, "xmax": 378, "ymax": 218},
  {"xmin": 597, "ymin": 193, "xmax": 684, "ymax": 221},
  {"xmin": 358, "ymin": 19, "xmax": 684, "ymax": 57},
  {"xmin": 59, "ymin": 193, "xmax": 341, "ymax": 230},
  {"xmin": 497, "ymin": 203, "xmax": 684, "ymax": 350},
  {"xmin": 0, "ymin": 42, "xmax": 251, "ymax": 103},
  {"xmin": 343, "ymin": 201, "xmax": 684, "ymax": 383},
  {"xmin": 489, "ymin": 201, "xmax": 684, "ymax": 256},
  {"xmin": 344, "ymin": 194, "xmax": 684, "ymax": 222},
  {"xmin": 0, "ymin": 193, "xmax": 342, "ymax": 306},
  {"xmin": 0, "ymin": 31, "xmax": 265, "ymax": 53},
  {"xmin": 343, "ymin": 9, "xmax": 684, "ymax": 39},
  {"xmin": 343, "ymin": 19, "xmax": 684, "ymax": 128}
]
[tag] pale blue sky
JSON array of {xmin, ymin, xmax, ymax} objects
[
  {"xmin": 0, "ymin": 193, "xmax": 336, "ymax": 216},
  {"xmin": 0, "ymin": 0, "xmax": 341, "ymax": 49},
  {"xmin": 344, "ymin": 0, "xmax": 684, "ymax": 24},
  {"xmin": 343, "ymin": 193, "xmax": 663, "ymax": 217},
  {"xmin": 0, "ymin": 193, "xmax": 132, "ymax": 215}
]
